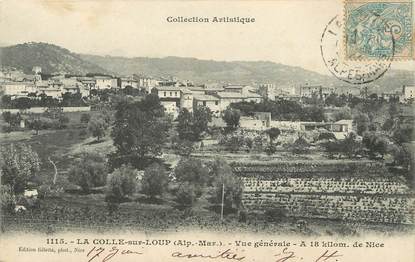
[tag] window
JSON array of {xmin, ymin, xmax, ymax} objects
[
  {"xmin": 175, "ymin": 92, "xmax": 177, "ymax": 96},
  {"xmin": 203, "ymin": 101, "xmax": 206, "ymax": 106},
  {"xmin": 163, "ymin": 91, "xmax": 166, "ymax": 97},
  {"xmin": 170, "ymin": 92, "xmax": 172, "ymax": 96},
  {"xmin": 215, "ymin": 101, "xmax": 219, "ymax": 105}
]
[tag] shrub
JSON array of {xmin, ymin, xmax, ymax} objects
[
  {"xmin": 174, "ymin": 158, "xmax": 208, "ymax": 196},
  {"xmin": 210, "ymin": 159, "xmax": 243, "ymax": 212},
  {"xmin": 264, "ymin": 144, "xmax": 277, "ymax": 155},
  {"xmin": 0, "ymin": 143, "xmax": 41, "ymax": 194},
  {"xmin": 105, "ymin": 164, "xmax": 137, "ymax": 202},
  {"xmin": 291, "ymin": 137, "xmax": 310, "ymax": 154},
  {"xmin": 68, "ymin": 153, "xmax": 107, "ymax": 193},
  {"xmin": 0, "ymin": 185, "xmax": 16, "ymax": 214},
  {"xmin": 175, "ymin": 182, "xmax": 197, "ymax": 208},
  {"xmin": 80, "ymin": 113, "xmax": 91, "ymax": 124},
  {"xmin": 141, "ymin": 163, "xmax": 169, "ymax": 199}
]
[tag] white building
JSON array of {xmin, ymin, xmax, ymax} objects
[
  {"xmin": 94, "ymin": 76, "xmax": 116, "ymax": 90},
  {"xmin": 135, "ymin": 75, "xmax": 159, "ymax": 93},
  {"xmin": 119, "ymin": 77, "xmax": 138, "ymax": 89},
  {"xmin": 193, "ymin": 94, "xmax": 221, "ymax": 115},
  {"xmin": 1, "ymin": 82, "xmax": 36, "ymax": 98}
]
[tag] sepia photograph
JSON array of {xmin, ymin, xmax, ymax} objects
[{"xmin": 0, "ymin": 0, "xmax": 414, "ymax": 261}]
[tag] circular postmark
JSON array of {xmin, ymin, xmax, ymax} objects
[{"xmin": 320, "ymin": 15, "xmax": 393, "ymax": 85}]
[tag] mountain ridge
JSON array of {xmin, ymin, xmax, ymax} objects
[{"xmin": 0, "ymin": 42, "xmax": 413, "ymax": 93}]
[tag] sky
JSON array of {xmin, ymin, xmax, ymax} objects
[{"xmin": 0, "ymin": 0, "xmax": 413, "ymax": 75}]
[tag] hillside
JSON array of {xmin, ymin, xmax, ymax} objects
[
  {"xmin": 80, "ymin": 54, "xmax": 414, "ymax": 91},
  {"xmin": 80, "ymin": 54, "xmax": 337, "ymax": 86},
  {"xmin": 0, "ymin": 42, "xmax": 412, "ymax": 92},
  {"xmin": 0, "ymin": 42, "xmax": 110, "ymax": 75}
]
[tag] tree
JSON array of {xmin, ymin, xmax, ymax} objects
[
  {"xmin": 80, "ymin": 113, "xmax": 91, "ymax": 125},
  {"xmin": 353, "ymin": 112, "xmax": 370, "ymax": 135},
  {"xmin": 174, "ymin": 158, "xmax": 208, "ymax": 197},
  {"xmin": 222, "ymin": 107, "xmax": 240, "ymax": 131},
  {"xmin": 31, "ymin": 118, "xmax": 42, "ymax": 135},
  {"xmin": 88, "ymin": 117, "xmax": 108, "ymax": 141},
  {"xmin": 13, "ymin": 97, "xmax": 32, "ymax": 110},
  {"xmin": 68, "ymin": 153, "xmax": 107, "ymax": 193},
  {"xmin": 110, "ymin": 95, "xmax": 170, "ymax": 169},
  {"xmin": 323, "ymin": 132, "xmax": 361, "ymax": 159},
  {"xmin": 0, "ymin": 143, "xmax": 40, "ymax": 194},
  {"xmin": 177, "ymin": 108, "xmax": 194, "ymax": 140},
  {"xmin": 333, "ymin": 108, "xmax": 352, "ymax": 121},
  {"xmin": 58, "ymin": 114, "xmax": 70, "ymax": 129},
  {"xmin": 2, "ymin": 112, "xmax": 21, "ymax": 128},
  {"xmin": 105, "ymin": 164, "xmax": 137, "ymax": 202},
  {"xmin": 193, "ymin": 105, "xmax": 212, "ymax": 138},
  {"xmin": 1, "ymin": 95, "xmax": 12, "ymax": 108},
  {"xmin": 177, "ymin": 106, "xmax": 212, "ymax": 141},
  {"xmin": 141, "ymin": 163, "xmax": 169, "ymax": 199},
  {"xmin": 2, "ymin": 111, "xmax": 12, "ymax": 127},
  {"xmin": 389, "ymin": 144, "xmax": 410, "ymax": 168},
  {"xmin": 0, "ymin": 185, "xmax": 16, "ymax": 213},
  {"xmin": 291, "ymin": 137, "xmax": 310, "ymax": 154},
  {"xmin": 209, "ymin": 159, "xmax": 243, "ymax": 212},
  {"xmin": 362, "ymin": 132, "xmax": 388, "ymax": 159},
  {"xmin": 266, "ymin": 127, "xmax": 281, "ymax": 144},
  {"xmin": 175, "ymin": 182, "xmax": 197, "ymax": 208},
  {"xmin": 264, "ymin": 144, "xmax": 277, "ymax": 155},
  {"xmin": 341, "ymin": 132, "xmax": 362, "ymax": 158}
]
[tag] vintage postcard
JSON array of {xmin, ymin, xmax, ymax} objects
[{"xmin": 0, "ymin": 0, "xmax": 414, "ymax": 261}]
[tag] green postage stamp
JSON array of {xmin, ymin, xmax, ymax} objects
[{"xmin": 345, "ymin": 0, "xmax": 414, "ymax": 60}]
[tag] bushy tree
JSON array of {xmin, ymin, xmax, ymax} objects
[
  {"xmin": 177, "ymin": 108, "xmax": 194, "ymax": 140},
  {"xmin": 80, "ymin": 113, "xmax": 91, "ymax": 124},
  {"xmin": 323, "ymin": 132, "xmax": 361, "ymax": 159},
  {"xmin": 389, "ymin": 144, "xmax": 410, "ymax": 168},
  {"xmin": 141, "ymin": 163, "xmax": 169, "ymax": 199},
  {"xmin": 2, "ymin": 112, "xmax": 21, "ymax": 128},
  {"xmin": 110, "ymin": 95, "xmax": 170, "ymax": 169},
  {"xmin": 266, "ymin": 127, "xmax": 281, "ymax": 144},
  {"xmin": 333, "ymin": 108, "xmax": 352, "ymax": 121},
  {"xmin": 0, "ymin": 143, "xmax": 40, "ymax": 194},
  {"xmin": 291, "ymin": 137, "xmax": 310, "ymax": 154},
  {"xmin": 68, "ymin": 153, "xmax": 107, "ymax": 193},
  {"xmin": 264, "ymin": 144, "xmax": 277, "ymax": 155},
  {"xmin": 362, "ymin": 132, "xmax": 388, "ymax": 159},
  {"xmin": 58, "ymin": 114, "xmax": 70, "ymax": 129},
  {"xmin": 2, "ymin": 111, "xmax": 12, "ymax": 127},
  {"xmin": 175, "ymin": 182, "xmax": 197, "ymax": 208},
  {"xmin": 177, "ymin": 106, "xmax": 212, "ymax": 141},
  {"xmin": 209, "ymin": 159, "xmax": 243, "ymax": 211},
  {"xmin": 0, "ymin": 185, "xmax": 16, "ymax": 213},
  {"xmin": 88, "ymin": 116, "xmax": 108, "ymax": 141},
  {"xmin": 174, "ymin": 158, "xmax": 208, "ymax": 197},
  {"xmin": 105, "ymin": 164, "xmax": 137, "ymax": 202},
  {"xmin": 341, "ymin": 132, "xmax": 362, "ymax": 158},
  {"xmin": 353, "ymin": 113, "xmax": 370, "ymax": 135},
  {"xmin": 222, "ymin": 107, "xmax": 240, "ymax": 131}
]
